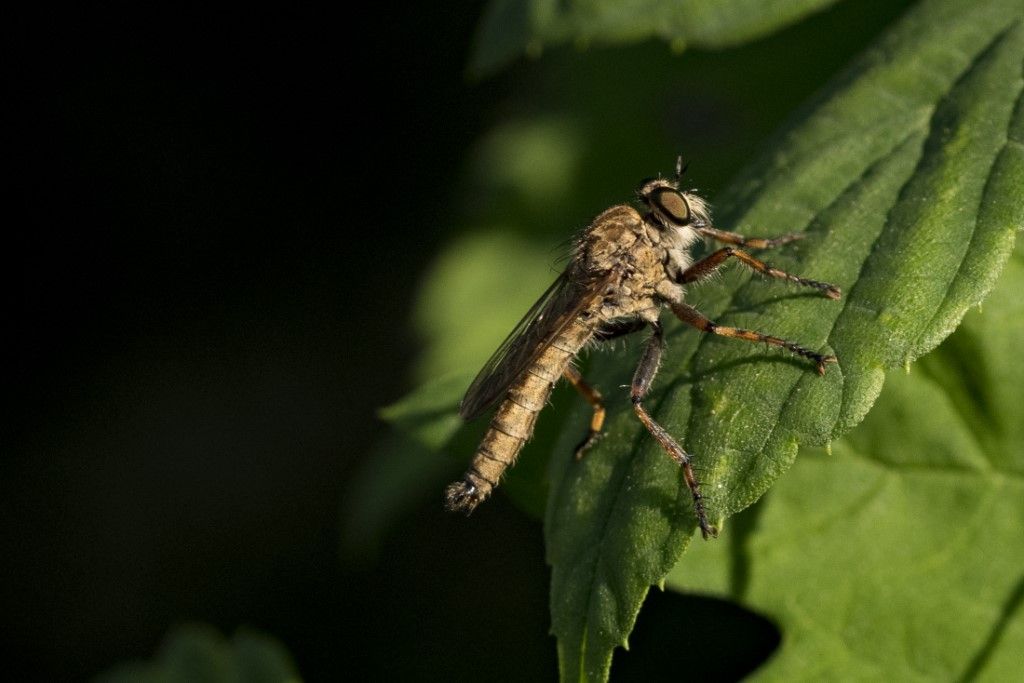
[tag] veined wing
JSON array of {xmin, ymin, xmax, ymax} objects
[{"xmin": 459, "ymin": 268, "xmax": 616, "ymax": 420}]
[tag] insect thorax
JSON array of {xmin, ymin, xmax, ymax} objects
[{"xmin": 578, "ymin": 204, "xmax": 700, "ymax": 323}]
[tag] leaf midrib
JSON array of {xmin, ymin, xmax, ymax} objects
[{"xmin": 568, "ymin": 381, "xmax": 684, "ymax": 680}]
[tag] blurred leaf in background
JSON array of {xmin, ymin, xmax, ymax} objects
[
  {"xmin": 96, "ymin": 624, "xmax": 300, "ymax": 683},
  {"xmin": 352, "ymin": 0, "xmax": 1023, "ymax": 680},
  {"xmin": 471, "ymin": 0, "xmax": 845, "ymax": 76}
]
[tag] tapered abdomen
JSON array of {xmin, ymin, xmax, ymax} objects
[{"xmin": 445, "ymin": 318, "xmax": 595, "ymax": 513}]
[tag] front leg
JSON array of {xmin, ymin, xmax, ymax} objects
[
  {"xmin": 681, "ymin": 246, "xmax": 841, "ymax": 300},
  {"xmin": 696, "ymin": 226, "xmax": 804, "ymax": 250}
]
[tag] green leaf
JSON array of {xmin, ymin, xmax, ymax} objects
[
  {"xmin": 96, "ymin": 624, "xmax": 300, "ymax": 683},
  {"xmin": 470, "ymin": 0, "xmax": 843, "ymax": 77},
  {"xmin": 668, "ymin": 237, "xmax": 1024, "ymax": 680},
  {"xmin": 547, "ymin": 0, "xmax": 1023, "ymax": 680}
]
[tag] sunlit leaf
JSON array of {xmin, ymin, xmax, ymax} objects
[
  {"xmin": 547, "ymin": 0, "xmax": 1023, "ymax": 679},
  {"xmin": 96, "ymin": 624, "xmax": 300, "ymax": 683}
]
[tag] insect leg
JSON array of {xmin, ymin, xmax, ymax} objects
[
  {"xmin": 671, "ymin": 301, "xmax": 837, "ymax": 375},
  {"xmin": 630, "ymin": 321, "xmax": 717, "ymax": 539},
  {"xmin": 696, "ymin": 226, "xmax": 804, "ymax": 250},
  {"xmin": 563, "ymin": 366, "xmax": 606, "ymax": 460},
  {"xmin": 565, "ymin": 320, "xmax": 648, "ymax": 459},
  {"xmin": 681, "ymin": 247, "xmax": 841, "ymax": 299}
]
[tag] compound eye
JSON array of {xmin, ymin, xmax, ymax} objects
[{"xmin": 651, "ymin": 188, "xmax": 691, "ymax": 225}]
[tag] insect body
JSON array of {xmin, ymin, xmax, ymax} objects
[{"xmin": 445, "ymin": 159, "xmax": 840, "ymax": 538}]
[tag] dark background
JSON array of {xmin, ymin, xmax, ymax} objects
[
  {"xmin": 7, "ymin": 2, "xmax": 909, "ymax": 680},
  {"xmin": 10, "ymin": 5, "xmax": 498, "ymax": 679}
]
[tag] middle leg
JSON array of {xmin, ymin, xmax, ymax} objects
[
  {"xmin": 681, "ymin": 246, "xmax": 841, "ymax": 299},
  {"xmin": 671, "ymin": 301, "xmax": 837, "ymax": 375}
]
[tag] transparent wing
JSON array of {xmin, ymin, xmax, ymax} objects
[{"xmin": 459, "ymin": 269, "xmax": 616, "ymax": 420}]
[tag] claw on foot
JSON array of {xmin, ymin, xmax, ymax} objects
[
  {"xmin": 700, "ymin": 523, "xmax": 719, "ymax": 540},
  {"xmin": 573, "ymin": 431, "xmax": 604, "ymax": 461},
  {"xmin": 817, "ymin": 354, "xmax": 839, "ymax": 376}
]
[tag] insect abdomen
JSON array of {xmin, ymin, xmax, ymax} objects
[{"xmin": 445, "ymin": 319, "xmax": 594, "ymax": 513}]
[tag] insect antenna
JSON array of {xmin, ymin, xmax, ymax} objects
[{"xmin": 674, "ymin": 156, "xmax": 690, "ymax": 182}]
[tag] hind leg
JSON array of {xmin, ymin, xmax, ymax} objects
[
  {"xmin": 630, "ymin": 321, "xmax": 717, "ymax": 539},
  {"xmin": 566, "ymin": 319, "xmax": 648, "ymax": 459}
]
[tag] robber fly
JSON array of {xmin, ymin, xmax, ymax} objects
[{"xmin": 445, "ymin": 158, "xmax": 840, "ymax": 538}]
